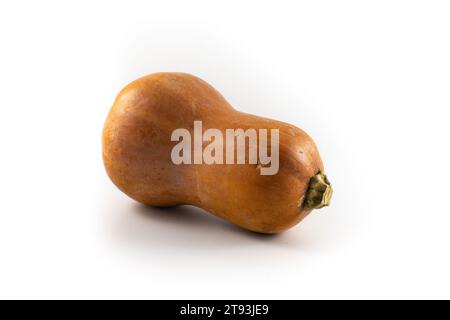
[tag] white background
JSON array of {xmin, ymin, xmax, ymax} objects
[{"xmin": 1, "ymin": 0, "xmax": 449, "ymax": 299}]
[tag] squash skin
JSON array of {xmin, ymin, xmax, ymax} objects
[{"xmin": 102, "ymin": 72, "xmax": 325, "ymax": 233}]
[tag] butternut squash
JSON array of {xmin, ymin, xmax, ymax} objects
[{"xmin": 102, "ymin": 72, "xmax": 332, "ymax": 233}]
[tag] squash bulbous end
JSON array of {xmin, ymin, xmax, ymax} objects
[{"xmin": 303, "ymin": 172, "xmax": 333, "ymax": 210}]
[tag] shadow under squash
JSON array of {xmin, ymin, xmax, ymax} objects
[{"xmin": 110, "ymin": 202, "xmax": 285, "ymax": 252}]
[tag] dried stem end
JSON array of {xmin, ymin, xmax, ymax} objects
[{"xmin": 303, "ymin": 172, "xmax": 333, "ymax": 210}]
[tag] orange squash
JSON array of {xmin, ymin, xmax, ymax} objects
[{"xmin": 102, "ymin": 72, "xmax": 332, "ymax": 233}]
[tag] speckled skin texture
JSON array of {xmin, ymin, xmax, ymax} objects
[{"xmin": 102, "ymin": 73, "xmax": 324, "ymax": 233}]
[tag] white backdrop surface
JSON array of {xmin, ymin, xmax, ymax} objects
[{"xmin": 0, "ymin": 1, "xmax": 449, "ymax": 299}]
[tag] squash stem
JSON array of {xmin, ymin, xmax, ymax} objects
[{"xmin": 303, "ymin": 172, "xmax": 333, "ymax": 210}]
